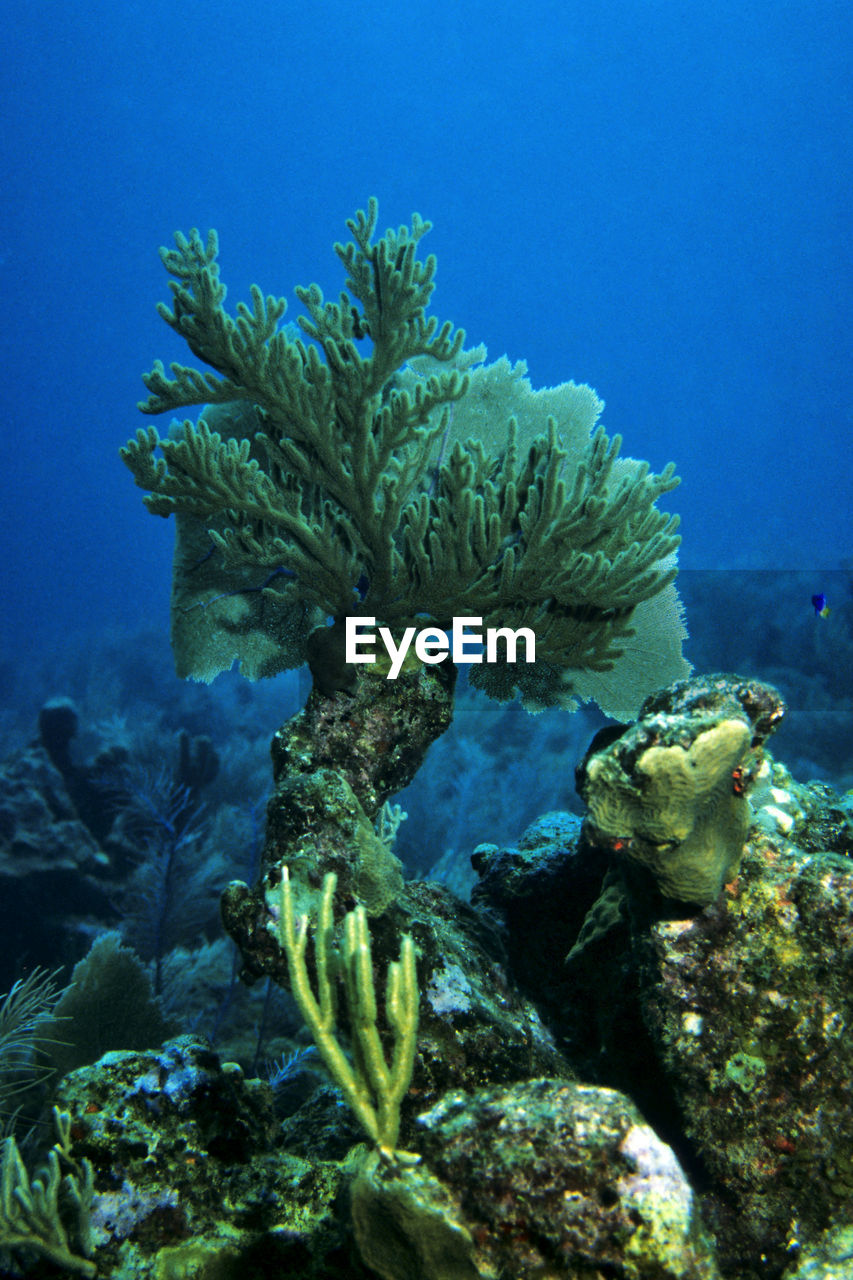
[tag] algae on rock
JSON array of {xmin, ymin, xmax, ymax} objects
[{"xmin": 351, "ymin": 1078, "xmax": 721, "ymax": 1280}]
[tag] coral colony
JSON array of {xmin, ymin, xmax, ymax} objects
[{"xmin": 2, "ymin": 205, "xmax": 851, "ymax": 1280}]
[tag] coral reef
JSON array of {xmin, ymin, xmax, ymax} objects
[
  {"xmin": 0, "ymin": 720, "xmax": 115, "ymax": 991},
  {"xmin": 221, "ymin": 649, "xmax": 572, "ymax": 1165},
  {"xmin": 122, "ymin": 200, "xmax": 688, "ymax": 715},
  {"xmin": 50, "ymin": 1035, "xmax": 370, "ymax": 1279},
  {"xmin": 469, "ymin": 684, "xmax": 853, "ymax": 1279},
  {"xmin": 5, "ymin": 205, "xmax": 850, "ymax": 1280},
  {"xmin": 5, "ymin": 663, "xmax": 853, "ymax": 1278},
  {"xmin": 0, "ymin": 701, "xmax": 283, "ymax": 1076},
  {"xmin": 44, "ymin": 1041, "xmax": 723, "ymax": 1280},
  {"xmin": 221, "ymin": 653, "xmax": 455, "ymax": 974},
  {"xmin": 638, "ymin": 817, "xmax": 853, "ymax": 1274}
]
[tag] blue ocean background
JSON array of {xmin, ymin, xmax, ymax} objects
[{"xmin": 2, "ymin": 0, "xmax": 852, "ymax": 858}]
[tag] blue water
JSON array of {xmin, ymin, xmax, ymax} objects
[{"xmin": 2, "ymin": 0, "xmax": 851, "ymax": 654}]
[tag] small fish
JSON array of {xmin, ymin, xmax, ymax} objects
[{"xmin": 811, "ymin": 593, "xmax": 830, "ymax": 618}]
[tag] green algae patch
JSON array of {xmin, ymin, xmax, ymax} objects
[{"xmin": 723, "ymin": 1052, "xmax": 766, "ymax": 1095}]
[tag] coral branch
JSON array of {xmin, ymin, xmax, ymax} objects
[{"xmin": 274, "ymin": 867, "xmax": 419, "ymax": 1162}]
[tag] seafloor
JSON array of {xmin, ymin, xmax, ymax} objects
[{"xmin": 0, "ymin": 569, "xmax": 851, "ymax": 1279}]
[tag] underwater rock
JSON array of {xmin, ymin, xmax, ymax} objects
[
  {"xmin": 637, "ymin": 815, "xmax": 853, "ymax": 1277},
  {"xmin": 637, "ymin": 671, "xmax": 786, "ymax": 741},
  {"xmin": 0, "ymin": 737, "xmax": 114, "ymax": 988},
  {"xmin": 469, "ymin": 809, "xmax": 678, "ymax": 1137},
  {"xmin": 54, "ymin": 1035, "xmax": 371, "ymax": 1279},
  {"xmin": 220, "ymin": 764, "xmax": 408, "ymax": 986},
  {"xmin": 466, "ymin": 680, "xmax": 853, "ymax": 1276},
  {"xmin": 225, "ymin": 869, "xmax": 572, "ymax": 1151},
  {"xmin": 352, "ymin": 1077, "xmax": 719, "ymax": 1280},
  {"xmin": 265, "ymin": 767, "xmax": 405, "ymax": 913},
  {"xmin": 471, "ymin": 811, "xmax": 600, "ymax": 993},
  {"xmin": 271, "ymin": 651, "xmax": 456, "ymax": 819},
  {"xmin": 0, "ymin": 739, "xmax": 102, "ymax": 872},
  {"xmin": 470, "ymin": 811, "xmax": 617, "ymax": 1065},
  {"xmin": 223, "ymin": 654, "xmax": 456, "ymax": 976},
  {"xmin": 576, "ymin": 673, "xmax": 786, "ymax": 905},
  {"xmin": 780, "ymin": 1223, "xmax": 853, "ymax": 1279},
  {"xmin": 388, "ymin": 880, "xmax": 573, "ymax": 1134},
  {"xmin": 776, "ymin": 773, "xmax": 853, "ymax": 857}
]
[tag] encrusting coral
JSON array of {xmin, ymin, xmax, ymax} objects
[
  {"xmin": 576, "ymin": 673, "xmax": 787, "ymax": 904},
  {"xmin": 121, "ymin": 199, "xmax": 688, "ymax": 716},
  {"xmin": 582, "ymin": 718, "xmax": 752, "ymax": 904}
]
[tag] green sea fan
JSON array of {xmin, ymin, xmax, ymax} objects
[{"xmin": 122, "ymin": 200, "xmax": 688, "ymax": 715}]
